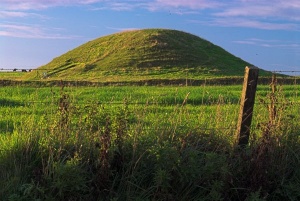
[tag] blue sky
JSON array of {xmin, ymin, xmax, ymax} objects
[{"xmin": 1, "ymin": 0, "xmax": 300, "ymax": 74}]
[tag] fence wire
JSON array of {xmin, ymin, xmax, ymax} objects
[
  {"xmin": 1, "ymin": 68, "xmax": 300, "ymax": 72},
  {"xmin": 0, "ymin": 70, "xmax": 299, "ymax": 136}
]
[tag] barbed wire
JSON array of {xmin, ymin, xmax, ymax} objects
[
  {"xmin": 0, "ymin": 125, "xmax": 236, "ymax": 134},
  {"xmin": 2, "ymin": 99, "xmax": 300, "ymax": 107},
  {"xmin": 0, "ymin": 68, "xmax": 243, "ymax": 72},
  {"xmin": 2, "ymin": 100, "xmax": 241, "ymax": 106},
  {"xmin": 0, "ymin": 68, "xmax": 299, "ymax": 74},
  {"xmin": 272, "ymin": 70, "xmax": 300, "ymax": 73},
  {"xmin": 0, "ymin": 68, "xmax": 299, "ymax": 139},
  {"xmin": 1, "ymin": 68, "xmax": 300, "ymax": 107}
]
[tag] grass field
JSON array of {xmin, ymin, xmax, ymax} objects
[
  {"xmin": 0, "ymin": 72, "xmax": 25, "ymax": 80},
  {"xmin": 1, "ymin": 28, "xmax": 297, "ymax": 200},
  {"xmin": 0, "ymin": 84, "xmax": 300, "ymax": 200}
]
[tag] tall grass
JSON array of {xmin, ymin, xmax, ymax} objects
[{"xmin": 0, "ymin": 84, "xmax": 299, "ymax": 200}]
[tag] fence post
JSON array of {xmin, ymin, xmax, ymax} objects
[{"xmin": 236, "ymin": 66, "xmax": 259, "ymax": 147}]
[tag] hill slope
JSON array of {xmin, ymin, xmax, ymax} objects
[{"xmin": 24, "ymin": 29, "xmax": 267, "ymax": 81}]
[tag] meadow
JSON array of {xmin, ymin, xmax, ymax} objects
[
  {"xmin": 0, "ymin": 71, "xmax": 24, "ymax": 80},
  {"xmin": 0, "ymin": 83, "xmax": 300, "ymax": 200}
]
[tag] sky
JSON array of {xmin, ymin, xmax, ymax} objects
[{"xmin": 1, "ymin": 0, "xmax": 300, "ymax": 74}]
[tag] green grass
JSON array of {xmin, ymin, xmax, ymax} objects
[
  {"xmin": 22, "ymin": 29, "xmax": 271, "ymax": 81},
  {"xmin": 0, "ymin": 72, "xmax": 24, "ymax": 80},
  {"xmin": 0, "ymin": 84, "xmax": 300, "ymax": 200}
]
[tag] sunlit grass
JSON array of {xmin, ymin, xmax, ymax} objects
[
  {"xmin": 0, "ymin": 72, "xmax": 24, "ymax": 80},
  {"xmin": 21, "ymin": 29, "xmax": 274, "ymax": 81},
  {"xmin": 0, "ymin": 84, "xmax": 300, "ymax": 200}
]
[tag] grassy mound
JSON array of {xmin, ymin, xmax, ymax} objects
[{"xmin": 24, "ymin": 29, "xmax": 269, "ymax": 82}]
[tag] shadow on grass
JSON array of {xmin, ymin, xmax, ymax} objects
[{"xmin": 0, "ymin": 98, "xmax": 24, "ymax": 107}]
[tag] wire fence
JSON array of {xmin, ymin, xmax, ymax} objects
[
  {"xmin": 0, "ymin": 68, "xmax": 299, "ymax": 138},
  {"xmin": 0, "ymin": 68, "xmax": 300, "ymax": 88},
  {"xmin": 1, "ymin": 67, "xmax": 300, "ymax": 73}
]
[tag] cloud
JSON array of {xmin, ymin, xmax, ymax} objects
[
  {"xmin": 1, "ymin": 0, "xmax": 221, "ymax": 11},
  {"xmin": 233, "ymin": 38, "xmax": 300, "ymax": 48},
  {"xmin": 0, "ymin": 23, "xmax": 79, "ymax": 39},
  {"xmin": 106, "ymin": 26, "xmax": 141, "ymax": 32},
  {"xmin": 152, "ymin": 0, "xmax": 222, "ymax": 9},
  {"xmin": 91, "ymin": 1, "xmax": 157, "ymax": 12},
  {"xmin": 1, "ymin": 0, "xmax": 105, "ymax": 10},
  {"xmin": 212, "ymin": 18, "xmax": 299, "ymax": 30},
  {"xmin": 181, "ymin": 0, "xmax": 300, "ymax": 31},
  {"xmin": 0, "ymin": 11, "xmax": 30, "ymax": 18},
  {"xmin": 189, "ymin": 18, "xmax": 299, "ymax": 31},
  {"xmin": 0, "ymin": 11, "xmax": 47, "ymax": 19},
  {"xmin": 2, "ymin": 0, "xmax": 299, "ymax": 21},
  {"xmin": 105, "ymin": 2, "xmax": 149, "ymax": 11},
  {"xmin": 1, "ymin": 0, "xmax": 300, "ymax": 32},
  {"xmin": 214, "ymin": 0, "xmax": 300, "ymax": 21}
]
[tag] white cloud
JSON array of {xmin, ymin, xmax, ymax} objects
[
  {"xmin": 0, "ymin": 23, "xmax": 79, "ymax": 39},
  {"xmin": 192, "ymin": 0, "xmax": 300, "ymax": 31},
  {"xmin": 214, "ymin": 0, "xmax": 300, "ymax": 21},
  {"xmin": 107, "ymin": 2, "xmax": 147, "ymax": 11},
  {"xmin": 214, "ymin": 18, "xmax": 298, "ymax": 30},
  {"xmin": 106, "ymin": 26, "xmax": 141, "ymax": 32},
  {"xmin": 1, "ymin": 0, "xmax": 105, "ymax": 10},
  {"xmin": 189, "ymin": 18, "xmax": 299, "ymax": 31},
  {"xmin": 0, "ymin": 11, "xmax": 29, "ymax": 18},
  {"xmin": 0, "ymin": 11, "xmax": 47, "ymax": 19},
  {"xmin": 1, "ymin": 0, "xmax": 221, "ymax": 11},
  {"xmin": 153, "ymin": 0, "xmax": 222, "ymax": 9},
  {"xmin": 233, "ymin": 38, "xmax": 300, "ymax": 49},
  {"xmin": 1, "ymin": 0, "xmax": 300, "ymax": 32},
  {"xmin": 2, "ymin": 0, "xmax": 300, "ymax": 22}
]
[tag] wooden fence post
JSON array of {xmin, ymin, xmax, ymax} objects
[{"xmin": 236, "ymin": 66, "xmax": 259, "ymax": 147}]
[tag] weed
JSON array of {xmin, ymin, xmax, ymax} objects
[{"xmin": 0, "ymin": 83, "xmax": 299, "ymax": 200}]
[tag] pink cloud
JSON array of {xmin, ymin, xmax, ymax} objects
[
  {"xmin": 1, "ymin": 0, "xmax": 300, "ymax": 32},
  {"xmin": 1, "ymin": 0, "xmax": 222, "ymax": 11}
]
